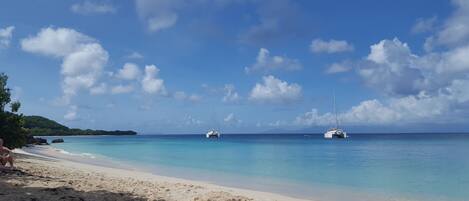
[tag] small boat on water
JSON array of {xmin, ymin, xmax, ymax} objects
[
  {"xmin": 324, "ymin": 128, "xmax": 347, "ymax": 139},
  {"xmin": 206, "ymin": 129, "xmax": 221, "ymax": 138},
  {"xmin": 324, "ymin": 93, "xmax": 348, "ymax": 139}
]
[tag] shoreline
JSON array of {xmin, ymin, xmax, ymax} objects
[
  {"xmin": 14, "ymin": 144, "xmax": 431, "ymax": 201},
  {"xmin": 8, "ymin": 147, "xmax": 310, "ymax": 201}
]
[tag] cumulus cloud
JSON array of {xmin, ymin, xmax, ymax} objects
[
  {"xmin": 326, "ymin": 62, "xmax": 352, "ymax": 74},
  {"xmin": 411, "ymin": 17, "xmax": 437, "ymax": 34},
  {"xmin": 0, "ymin": 26, "xmax": 14, "ymax": 48},
  {"xmin": 111, "ymin": 84, "xmax": 134, "ymax": 94},
  {"xmin": 358, "ymin": 36, "xmax": 469, "ymax": 98},
  {"xmin": 222, "ymin": 84, "xmax": 240, "ymax": 103},
  {"xmin": 125, "ymin": 51, "xmax": 144, "ymax": 59},
  {"xmin": 116, "ymin": 63, "xmax": 140, "ymax": 80},
  {"xmin": 249, "ymin": 75, "xmax": 302, "ymax": 103},
  {"xmin": 429, "ymin": 0, "xmax": 469, "ymax": 47},
  {"xmin": 357, "ymin": 38, "xmax": 426, "ymax": 96},
  {"xmin": 297, "ymin": 18, "xmax": 469, "ymax": 127},
  {"xmin": 141, "ymin": 65, "xmax": 167, "ymax": 95},
  {"xmin": 21, "ymin": 27, "xmax": 109, "ymax": 105},
  {"xmin": 135, "ymin": 0, "xmax": 182, "ymax": 32},
  {"xmin": 310, "ymin": 39, "xmax": 354, "ymax": 54},
  {"xmin": 295, "ymin": 92, "xmax": 453, "ymax": 127},
  {"xmin": 71, "ymin": 1, "xmax": 116, "ymax": 15},
  {"xmin": 90, "ymin": 83, "xmax": 107, "ymax": 95},
  {"xmin": 224, "ymin": 113, "xmax": 242, "ymax": 125},
  {"xmin": 245, "ymin": 48, "xmax": 302, "ymax": 74},
  {"xmin": 297, "ymin": 0, "xmax": 469, "ymax": 127}
]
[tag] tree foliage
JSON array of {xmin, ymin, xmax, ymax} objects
[
  {"xmin": 24, "ymin": 115, "xmax": 136, "ymax": 136},
  {"xmin": 0, "ymin": 73, "xmax": 27, "ymax": 149},
  {"xmin": 24, "ymin": 115, "xmax": 69, "ymax": 130}
]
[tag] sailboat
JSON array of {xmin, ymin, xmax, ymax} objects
[
  {"xmin": 206, "ymin": 129, "xmax": 221, "ymax": 138},
  {"xmin": 324, "ymin": 94, "xmax": 348, "ymax": 139}
]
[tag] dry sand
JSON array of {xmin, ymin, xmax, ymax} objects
[{"xmin": 0, "ymin": 151, "xmax": 309, "ymax": 201}]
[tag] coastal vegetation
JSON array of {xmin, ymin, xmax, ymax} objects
[
  {"xmin": 24, "ymin": 115, "xmax": 137, "ymax": 136},
  {"xmin": 0, "ymin": 73, "xmax": 27, "ymax": 149},
  {"xmin": 0, "ymin": 73, "xmax": 136, "ymax": 149}
]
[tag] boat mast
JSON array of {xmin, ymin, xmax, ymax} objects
[{"xmin": 334, "ymin": 92, "xmax": 339, "ymax": 129}]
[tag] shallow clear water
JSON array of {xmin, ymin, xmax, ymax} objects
[{"xmin": 38, "ymin": 134, "xmax": 469, "ymax": 201}]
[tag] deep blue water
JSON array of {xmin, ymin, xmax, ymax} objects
[{"xmin": 38, "ymin": 134, "xmax": 469, "ymax": 201}]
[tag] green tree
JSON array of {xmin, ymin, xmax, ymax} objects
[
  {"xmin": 0, "ymin": 73, "xmax": 26, "ymax": 149},
  {"xmin": 0, "ymin": 73, "xmax": 11, "ymax": 112}
]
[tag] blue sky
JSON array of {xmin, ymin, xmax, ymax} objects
[{"xmin": 1, "ymin": 0, "xmax": 468, "ymax": 134}]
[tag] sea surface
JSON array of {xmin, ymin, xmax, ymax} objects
[{"xmin": 30, "ymin": 134, "xmax": 469, "ymax": 201}]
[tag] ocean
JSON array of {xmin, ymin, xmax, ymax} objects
[{"xmin": 30, "ymin": 134, "xmax": 469, "ymax": 201}]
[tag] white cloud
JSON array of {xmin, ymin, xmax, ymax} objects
[
  {"xmin": 0, "ymin": 26, "xmax": 14, "ymax": 48},
  {"xmin": 147, "ymin": 14, "xmax": 178, "ymax": 32},
  {"xmin": 295, "ymin": 92, "xmax": 453, "ymax": 127},
  {"xmin": 310, "ymin": 39, "xmax": 354, "ymax": 54},
  {"xmin": 222, "ymin": 84, "xmax": 240, "ymax": 103},
  {"xmin": 184, "ymin": 115, "xmax": 203, "ymax": 125},
  {"xmin": 298, "ymin": 40, "xmax": 469, "ymax": 126},
  {"xmin": 173, "ymin": 91, "xmax": 201, "ymax": 102},
  {"xmin": 296, "ymin": 2, "xmax": 469, "ymax": 127},
  {"xmin": 411, "ymin": 17, "xmax": 437, "ymax": 34},
  {"xmin": 245, "ymin": 48, "xmax": 302, "ymax": 73},
  {"xmin": 141, "ymin": 65, "xmax": 166, "ymax": 95},
  {"xmin": 90, "ymin": 83, "xmax": 107, "ymax": 95},
  {"xmin": 359, "ymin": 38, "xmax": 424, "ymax": 96},
  {"xmin": 116, "ymin": 63, "xmax": 140, "ymax": 80},
  {"xmin": 21, "ymin": 27, "xmax": 95, "ymax": 57},
  {"xmin": 359, "ymin": 37, "xmax": 469, "ymax": 97},
  {"xmin": 21, "ymin": 27, "xmax": 108, "ymax": 105},
  {"xmin": 173, "ymin": 91, "xmax": 187, "ymax": 101},
  {"xmin": 249, "ymin": 75, "xmax": 302, "ymax": 103},
  {"xmin": 430, "ymin": 0, "xmax": 469, "ymax": 47},
  {"xmin": 111, "ymin": 84, "xmax": 134, "ymax": 94},
  {"xmin": 135, "ymin": 0, "xmax": 181, "ymax": 32},
  {"xmin": 268, "ymin": 120, "xmax": 288, "ymax": 127},
  {"xmin": 126, "ymin": 51, "xmax": 144, "ymax": 59},
  {"xmin": 64, "ymin": 105, "xmax": 78, "ymax": 121},
  {"xmin": 325, "ymin": 62, "xmax": 352, "ymax": 74},
  {"xmin": 71, "ymin": 1, "xmax": 116, "ymax": 15},
  {"xmin": 224, "ymin": 113, "xmax": 241, "ymax": 125}
]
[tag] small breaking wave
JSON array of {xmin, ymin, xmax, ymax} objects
[{"xmin": 53, "ymin": 148, "xmax": 97, "ymax": 159}]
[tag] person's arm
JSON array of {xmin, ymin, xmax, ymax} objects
[{"xmin": 1, "ymin": 146, "xmax": 11, "ymax": 156}]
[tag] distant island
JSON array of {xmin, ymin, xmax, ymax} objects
[{"xmin": 24, "ymin": 115, "xmax": 137, "ymax": 136}]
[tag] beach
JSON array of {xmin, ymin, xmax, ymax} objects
[
  {"xmin": 2, "ymin": 134, "xmax": 467, "ymax": 201},
  {"xmin": 2, "ymin": 150, "xmax": 307, "ymax": 201}
]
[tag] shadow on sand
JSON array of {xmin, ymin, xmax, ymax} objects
[{"xmin": 0, "ymin": 168, "xmax": 150, "ymax": 201}]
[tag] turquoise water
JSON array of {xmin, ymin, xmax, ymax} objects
[{"xmin": 36, "ymin": 134, "xmax": 469, "ymax": 201}]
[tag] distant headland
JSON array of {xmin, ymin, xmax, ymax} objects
[{"xmin": 24, "ymin": 115, "xmax": 137, "ymax": 136}]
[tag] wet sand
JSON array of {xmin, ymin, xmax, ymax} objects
[{"xmin": 1, "ymin": 151, "xmax": 308, "ymax": 201}]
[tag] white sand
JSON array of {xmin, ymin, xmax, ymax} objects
[{"xmin": 2, "ymin": 149, "xmax": 310, "ymax": 201}]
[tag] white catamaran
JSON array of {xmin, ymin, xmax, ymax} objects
[
  {"xmin": 206, "ymin": 129, "xmax": 221, "ymax": 138},
  {"xmin": 324, "ymin": 94, "xmax": 348, "ymax": 139}
]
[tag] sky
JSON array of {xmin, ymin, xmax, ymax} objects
[{"xmin": 1, "ymin": 0, "xmax": 468, "ymax": 134}]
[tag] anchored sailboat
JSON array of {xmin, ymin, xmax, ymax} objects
[
  {"xmin": 324, "ymin": 94, "xmax": 348, "ymax": 139},
  {"xmin": 206, "ymin": 129, "xmax": 221, "ymax": 138}
]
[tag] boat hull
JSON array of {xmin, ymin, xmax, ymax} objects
[{"xmin": 324, "ymin": 130, "xmax": 347, "ymax": 139}]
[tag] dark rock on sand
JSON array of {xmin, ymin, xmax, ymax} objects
[
  {"xmin": 26, "ymin": 136, "xmax": 49, "ymax": 145},
  {"xmin": 52, "ymin": 138, "xmax": 64, "ymax": 143}
]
